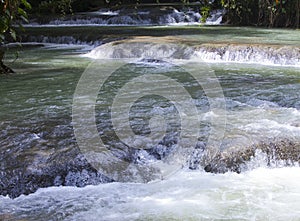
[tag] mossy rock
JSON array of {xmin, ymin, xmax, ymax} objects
[{"xmin": 203, "ymin": 138, "xmax": 300, "ymax": 174}]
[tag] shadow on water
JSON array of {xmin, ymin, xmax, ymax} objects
[{"xmin": 20, "ymin": 26, "xmax": 300, "ymax": 46}]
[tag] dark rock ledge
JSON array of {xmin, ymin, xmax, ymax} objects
[
  {"xmin": 0, "ymin": 147, "xmax": 113, "ymax": 198},
  {"xmin": 1, "ymin": 136, "xmax": 299, "ymax": 198}
]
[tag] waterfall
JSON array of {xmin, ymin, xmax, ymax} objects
[
  {"xmin": 193, "ymin": 44, "xmax": 300, "ymax": 66},
  {"xmin": 26, "ymin": 8, "xmax": 223, "ymax": 26},
  {"xmin": 84, "ymin": 40, "xmax": 300, "ymax": 67}
]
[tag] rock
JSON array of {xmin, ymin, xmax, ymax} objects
[
  {"xmin": 202, "ymin": 139, "xmax": 300, "ymax": 174},
  {"xmin": 0, "ymin": 119, "xmax": 114, "ymax": 198},
  {"xmin": 0, "ymin": 117, "xmax": 177, "ymax": 198},
  {"xmin": 0, "ymin": 146, "xmax": 113, "ymax": 198}
]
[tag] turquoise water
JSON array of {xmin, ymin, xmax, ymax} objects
[
  {"xmin": 22, "ymin": 25, "xmax": 300, "ymax": 46},
  {"xmin": 0, "ymin": 26, "xmax": 300, "ymax": 220}
]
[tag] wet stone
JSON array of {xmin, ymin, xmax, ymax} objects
[{"xmin": 201, "ymin": 139, "xmax": 300, "ymax": 174}]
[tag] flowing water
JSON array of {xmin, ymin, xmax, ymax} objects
[
  {"xmin": 1, "ymin": 167, "xmax": 300, "ymax": 220},
  {"xmin": 26, "ymin": 7, "xmax": 222, "ymax": 26},
  {"xmin": 0, "ymin": 25, "xmax": 300, "ymax": 220}
]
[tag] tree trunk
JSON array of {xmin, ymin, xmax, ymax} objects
[
  {"xmin": 296, "ymin": 0, "xmax": 300, "ymax": 29},
  {"xmin": 0, "ymin": 48, "xmax": 14, "ymax": 74}
]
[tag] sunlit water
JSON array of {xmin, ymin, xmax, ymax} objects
[{"xmin": 1, "ymin": 26, "xmax": 300, "ymax": 220}]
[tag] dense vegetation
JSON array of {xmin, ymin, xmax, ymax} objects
[
  {"xmin": 221, "ymin": 0, "xmax": 300, "ymax": 28},
  {"xmin": 27, "ymin": 0, "xmax": 300, "ymax": 28},
  {"xmin": 0, "ymin": 0, "xmax": 31, "ymax": 73}
]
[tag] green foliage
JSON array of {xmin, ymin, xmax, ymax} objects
[
  {"xmin": 220, "ymin": 0, "xmax": 258, "ymax": 25},
  {"xmin": 220, "ymin": 0, "xmax": 300, "ymax": 28},
  {"xmin": 37, "ymin": 0, "xmax": 73, "ymax": 15},
  {"xmin": 0, "ymin": 0, "xmax": 31, "ymax": 74},
  {"xmin": 0, "ymin": 0, "xmax": 31, "ymax": 44},
  {"xmin": 200, "ymin": 5, "xmax": 210, "ymax": 23}
]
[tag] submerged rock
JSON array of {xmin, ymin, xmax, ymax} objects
[
  {"xmin": 0, "ymin": 117, "xmax": 178, "ymax": 198},
  {"xmin": 0, "ymin": 146, "xmax": 113, "ymax": 198},
  {"xmin": 0, "ymin": 119, "xmax": 116, "ymax": 198}
]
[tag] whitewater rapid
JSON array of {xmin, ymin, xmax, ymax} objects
[
  {"xmin": 25, "ymin": 8, "xmax": 223, "ymax": 27},
  {"xmin": 1, "ymin": 164, "xmax": 299, "ymax": 220},
  {"xmin": 84, "ymin": 39, "xmax": 300, "ymax": 67}
]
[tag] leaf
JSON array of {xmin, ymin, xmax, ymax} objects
[
  {"xmin": 21, "ymin": 0, "xmax": 32, "ymax": 9},
  {"xmin": 0, "ymin": 17, "xmax": 9, "ymax": 33},
  {"xmin": 5, "ymin": 9, "xmax": 11, "ymax": 17},
  {"xmin": 18, "ymin": 7, "xmax": 27, "ymax": 18},
  {"xmin": 10, "ymin": 29, "xmax": 16, "ymax": 41},
  {"xmin": 20, "ymin": 15, "xmax": 28, "ymax": 23}
]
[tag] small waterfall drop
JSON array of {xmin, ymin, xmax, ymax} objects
[
  {"xmin": 27, "ymin": 8, "xmax": 223, "ymax": 26},
  {"xmin": 193, "ymin": 44, "xmax": 300, "ymax": 66},
  {"xmin": 85, "ymin": 40, "xmax": 300, "ymax": 67}
]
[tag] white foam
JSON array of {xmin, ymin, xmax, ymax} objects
[
  {"xmin": 192, "ymin": 45, "xmax": 300, "ymax": 67},
  {"xmin": 1, "ymin": 167, "xmax": 299, "ymax": 220},
  {"xmin": 24, "ymin": 8, "xmax": 222, "ymax": 27},
  {"xmin": 84, "ymin": 41, "xmax": 300, "ymax": 67}
]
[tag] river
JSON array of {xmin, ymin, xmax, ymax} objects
[{"xmin": 0, "ymin": 13, "xmax": 300, "ymax": 220}]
